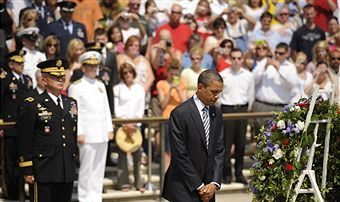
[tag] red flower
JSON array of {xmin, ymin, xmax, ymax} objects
[
  {"xmin": 285, "ymin": 163, "xmax": 294, "ymax": 171},
  {"xmin": 281, "ymin": 138, "xmax": 290, "ymax": 146},
  {"xmin": 297, "ymin": 103, "xmax": 305, "ymax": 108},
  {"xmin": 271, "ymin": 124, "xmax": 278, "ymax": 131}
]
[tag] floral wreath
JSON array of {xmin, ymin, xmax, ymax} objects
[{"xmin": 250, "ymin": 97, "xmax": 339, "ymax": 201}]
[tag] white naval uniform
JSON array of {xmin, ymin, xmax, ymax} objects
[
  {"xmin": 22, "ymin": 47, "xmax": 46, "ymax": 88},
  {"xmin": 68, "ymin": 76, "xmax": 113, "ymax": 202}
]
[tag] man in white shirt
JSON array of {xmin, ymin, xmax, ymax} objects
[
  {"xmin": 17, "ymin": 27, "xmax": 46, "ymax": 88},
  {"xmin": 219, "ymin": 48, "xmax": 255, "ymax": 185},
  {"xmin": 68, "ymin": 51, "xmax": 114, "ymax": 202},
  {"xmin": 252, "ymin": 42, "xmax": 298, "ymax": 135}
]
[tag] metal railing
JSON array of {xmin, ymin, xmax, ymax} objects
[{"xmin": 0, "ymin": 112, "xmax": 273, "ymax": 198}]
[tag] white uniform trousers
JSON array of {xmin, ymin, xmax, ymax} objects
[{"xmin": 78, "ymin": 142, "xmax": 108, "ymax": 202}]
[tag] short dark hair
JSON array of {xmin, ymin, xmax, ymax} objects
[
  {"xmin": 94, "ymin": 28, "xmax": 106, "ymax": 37},
  {"xmin": 212, "ymin": 17, "xmax": 226, "ymax": 29},
  {"xmin": 276, "ymin": 42, "xmax": 289, "ymax": 51},
  {"xmin": 260, "ymin": 11, "xmax": 273, "ymax": 21},
  {"xmin": 220, "ymin": 39, "xmax": 234, "ymax": 49},
  {"xmin": 230, "ymin": 48, "xmax": 243, "ymax": 55},
  {"xmin": 316, "ymin": 61, "xmax": 328, "ymax": 67},
  {"xmin": 328, "ymin": 16, "xmax": 338, "ymax": 23},
  {"xmin": 197, "ymin": 70, "xmax": 223, "ymax": 87},
  {"xmin": 303, "ymin": 4, "xmax": 314, "ymax": 11}
]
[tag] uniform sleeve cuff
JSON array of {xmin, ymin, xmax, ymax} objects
[
  {"xmin": 19, "ymin": 161, "xmax": 33, "ymax": 167},
  {"xmin": 210, "ymin": 182, "xmax": 220, "ymax": 190},
  {"xmin": 197, "ymin": 183, "xmax": 204, "ymax": 190}
]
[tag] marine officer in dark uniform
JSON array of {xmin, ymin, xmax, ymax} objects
[
  {"xmin": 45, "ymin": 1, "xmax": 87, "ymax": 57},
  {"xmin": 17, "ymin": 58, "xmax": 78, "ymax": 202},
  {"xmin": 0, "ymin": 50, "xmax": 33, "ymax": 200}
]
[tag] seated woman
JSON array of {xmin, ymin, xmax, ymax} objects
[{"xmin": 113, "ymin": 62, "xmax": 146, "ymax": 193}]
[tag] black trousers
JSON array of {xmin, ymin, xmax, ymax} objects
[
  {"xmin": 33, "ymin": 182, "xmax": 73, "ymax": 202},
  {"xmin": 4, "ymin": 136, "xmax": 25, "ymax": 200},
  {"xmin": 221, "ymin": 104, "xmax": 248, "ymax": 178}
]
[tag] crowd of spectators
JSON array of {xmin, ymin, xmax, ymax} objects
[{"xmin": 0, "ymin": 0, "xmax": 339, "ymax": 199}]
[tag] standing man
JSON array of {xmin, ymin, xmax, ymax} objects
[
  {"xmin": 162, "ymin": 70, "xmax": 225, "ymax": 202},
  {"xmin": 68, "ymin": 51, "xmax": 113, "ymax": 202},
  {"xmin": 45, "ymin": 1, "xmax": 87, "ymax": 57},
  {"xmin": 253, "ymin": 42, "xmax": 299, "ymax": 136},
  {"xmin": 0, "ymin": 50, "xmax": 33, "ymax": 200},
  {"xmin": 17, "ymin": 59, "xmax": 78, "ymax": 202},
  {"xmin": 17, "ymin": 27, "xmax": 46, "ymax": 88},
  {"xmin": 153, "ymin": 3, "xmax": 192, "ymax": 53},
  {"xmin": 219, "ymin": 48, "xmax": 255, "ymax": 185},
  {"xmin": 290, "ymin": 4, "xmax": 326, "ymax": 62}
]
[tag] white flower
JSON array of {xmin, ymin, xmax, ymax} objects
[
  {"xmin": 277, "ymin": 120, "xmax": 286, "ymax": 129},
  {"xmin": 259, "ymin": 175, "xmax": 266, "ymax": 181},
  {"xmin": 272, "ymin": 149, "xmax": 283, "ymax": 160},
  {"xmin": 296, "ymin": 120, "xmax": 305, "ymax": 131},
  {"xmin": 290, "ymin": 106, "xmax": 301, "ymax": 111},
  {"xmin": 268, "ymin": 159, "xmax": 275, "ymax": 165}
]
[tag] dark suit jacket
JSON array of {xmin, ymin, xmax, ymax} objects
[
  {"xmin": 45, "ymin": 19, "xmax": 87, "ymax": 57},
  {"xmin": 162, "ymin": 97, "xmax": 225, "ymax": 202},
  {"xmin": 17, "ymin": 91, "xmax": 78, "ymax": 183},
  {"xmin": 0, "ymin": 72, "xmax": 33, "ymax": 136}
]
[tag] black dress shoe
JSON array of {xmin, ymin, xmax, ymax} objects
[
  {"xmin": 235, "ymin": 175, "xmax": 248, "ymax": 185},
  {"xmin": 223, "ymin": 176, "xmax": 232, "ymax": 184}
]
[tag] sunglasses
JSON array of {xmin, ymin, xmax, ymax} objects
[
  {"xmin": 129, "ymin": 3, "xmax": 140, "ymax": 7},
  {"xmin": 27, "ymin": 18, "xmax": 38, "ymax": 22},
  {"xmin": 256, "ymin": 46, "xmax": 267, "ymax": 50},
  {"xmin": 332, "ymin": 57, "xmax": 340, "ymax": 61},
  {"xmin": 171, "ymin": 10, "xmax": 182, "ymax": 15},
  {"xmin": 279, "ymin": 13, "xmax": 289, "ymax": 16},
  {"xmin": 221, "ymin": 45, "xmax": 232, "ymax": 48},
  {"xmin": 275, "ymin": 51, "xmax": 285, "ymax": 56},
  {"xmin": 231, "ymin": 57, "xmax": 242, "ymax": 60},
  {"xmin": 47, "ymin": 43, "xmax": 58, "ymax": 47},
  {"xmin": 191, "ymin": 57, "xmax": 202, "ymax": 61}
]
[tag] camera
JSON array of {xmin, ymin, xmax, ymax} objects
[{"xmin": 166, "ymin": 40, "xmax": 172, "ymax": 48}]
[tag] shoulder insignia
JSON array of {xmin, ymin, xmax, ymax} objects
[
  {"xmin": 72, "ymin": 79, "xmax": 82, "ymax": 85},
  {"xmin": 25, "ymin": 97, "xmax": 34, "ymax": 102}
]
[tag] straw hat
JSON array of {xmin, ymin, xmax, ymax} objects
[{"xmin": 115, "ymin": 127, "xmax": 143, "ymax": 153}]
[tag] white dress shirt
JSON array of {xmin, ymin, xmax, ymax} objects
[
  {"xmin": 253, "ymin": 58, "xmax": 299, "ymax": 104},
  {"xmin": 219, "ymin": 67, "xmax": 255, "ymax": 111},
  {"xmin": 113, "ymin": 82, "xmax": 145, "ymax": 120},
  {"xmin": 47, "ymin": 92, "xmax": 63, "ymax": 109},
  {"xmin": 68, "ymin": 76, "xmax": 113, "ymax": 143}
]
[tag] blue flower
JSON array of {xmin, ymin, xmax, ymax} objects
[{"xmin": 264, "ymin": 131, "xmax": 272, "ymax": 137}]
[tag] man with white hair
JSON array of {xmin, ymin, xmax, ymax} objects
[{"xmin": 68, "ymin": 51, "xmax": 114, "ymax": 202}]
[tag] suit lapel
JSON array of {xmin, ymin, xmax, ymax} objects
[
  {"xmin": 41, "ymin": 91, "xmax": 63, "ymax": 117},
  {"xmin": 188, "ymin": 98, "xmax": 208, "ymax": 154},
  {"xmin": 208, "ymin": 107, "xmax": 217, "ymax": 154}
]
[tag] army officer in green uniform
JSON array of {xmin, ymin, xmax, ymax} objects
[{"xmin": 17, "ymin": 58, "xmax": 78, "ymax": 202}]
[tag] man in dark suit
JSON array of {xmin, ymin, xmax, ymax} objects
[
  {"xmin": 162, "ymin": 70, "xmax": 225, "ymax": 202},
  {"xmin": 17, "ymin": 58, "xmax": 78, "ymax": 202},
  {"xmin": 45, "ymin": 1, "xmax": 87, "ymax": 57},
  {"xmin": 0, "ymin": 50, "xmax": 33, "ymax": 200}
]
